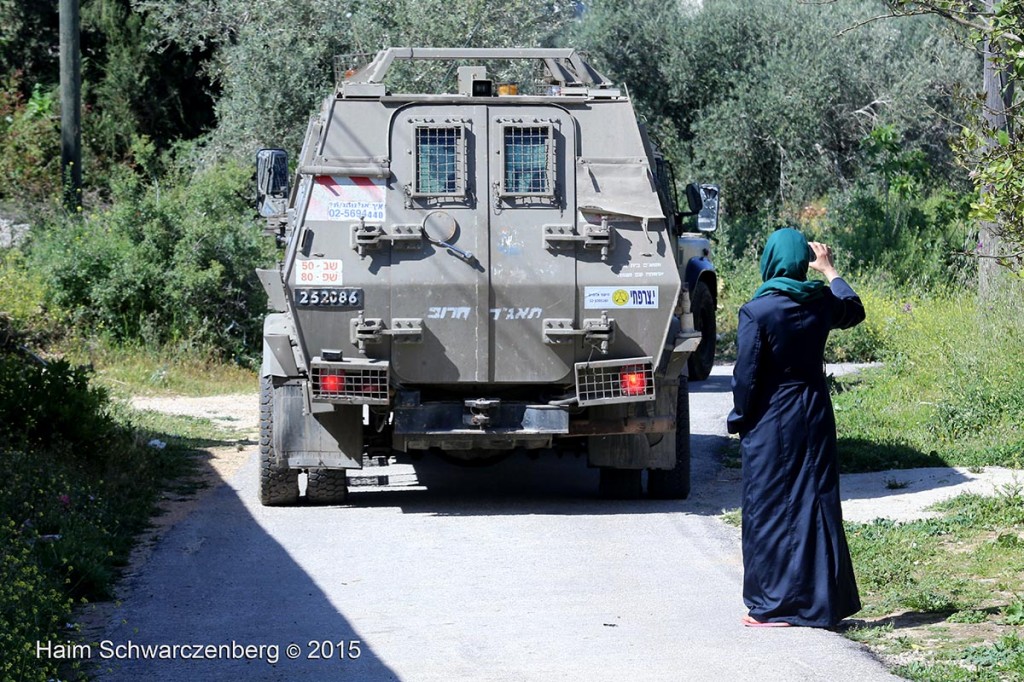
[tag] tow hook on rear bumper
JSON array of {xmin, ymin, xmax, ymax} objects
[{"xmin": 464, "ymin": 398, "xmax": 500, "ymax": 427}]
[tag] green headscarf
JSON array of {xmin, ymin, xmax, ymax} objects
[{"xmin": 753, "ymin": 228, "xmax": 825, "ymax": 303}]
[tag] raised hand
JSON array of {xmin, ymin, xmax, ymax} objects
[{"xmin": 808, "ymin": 241, "xmax": 839, "ymax": 281}]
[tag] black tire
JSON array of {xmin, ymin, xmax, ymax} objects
[
  {"xmin": 306, "ymin": 469, "xmax": 349, "ymax": 505},
  {"xmin": 687, "ymin": 280, "xmax": 716, "ymax": 381},
  {"xmin": 599, "ymin": 467, "xmax": 643, "ymax": 500},
  {"xmin": 259, "ymin": 376, "xmax": 299, "ymax": 506},
  {"xmin": 648, "ymin": 376, "xmax": 691, "ymax": 500}
]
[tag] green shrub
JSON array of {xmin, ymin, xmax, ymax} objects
[
  {"xmin": 821, "ymin": 185, "xmax": 976, "ymax": 293},
  {"xmin": 0, "ymin": 333, "xmax": 193, "ymax": 678},
  {"xmin": 27, "ymin": 156, "xmax": 276, "ymax": 360},
  {"xmin": 0, "ymin": 354, "xmax": 115, "ymax": 455},
  {"xmin": 714, "ymin": 248, "xmax": 901, "ymax": 364},
  {"xmin": 0, "ymin": 74, "xmax": 60, "ymax": 205},
  {"xmin": 0, "ymin": 249, "xmax": 51, "ymax": 328},
  {"xmin": 0, "ymin": 520, "xmax": 72, "ymax": 682}
]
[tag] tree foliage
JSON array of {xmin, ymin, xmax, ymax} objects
[
  {"xmin": 0, "ymin": 0, "xmax": 215, "ymax": 202},
  {"xmin": 0, "ymin": 1, "xmax": 59, "ymax": 93},
  {"xmin": 0, "ymin": 76, "xmax": 61, "ymax": 203},
  {"xmin": 27, "ymin": 154, "xmax": 276, "ymax": 358},
  {"xmin": 135, "ymin": 0, "xmax": 576, "ymax": 156},
  {"xmin": 0, "ymin": 0, "xmax": 212, "ymax": 187},
  {"xmin": 574, "ymin": 0, "xmax": 979, "ymax": 220},
  {"xmin": 883, "ymin": 0, "xmax": 1024, "ymax": 272},
  {"xmin": 80, "ymin": 0, "xmax": 215, "ymax": 164}
]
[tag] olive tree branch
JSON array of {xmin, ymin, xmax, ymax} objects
[{"xmin": 835, "ymin": 10, "xmax": 934, "ymax": 38}]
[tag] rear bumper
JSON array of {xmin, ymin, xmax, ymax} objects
[
  {"xmin": 391, "ymin": 397, "xmax": 675, "ymax": 452},
  {"xmin": 393, "ymin": 399, "xmax": 565, "ymax": 451}
]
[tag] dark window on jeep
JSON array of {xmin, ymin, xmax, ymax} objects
[
  {"xmin": 415, "ymin": 126, "xmax": 464, "ymax": 196},
  {"xmin": 503, "ymin": 126, "xmax": 553, "ymax": 196}
]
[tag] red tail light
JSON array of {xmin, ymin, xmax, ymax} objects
[
  {"xmin": 620, "ymin": 369, "xmax": 647, "ymax": 396},
  {"xmin": 320, "ymin": 373, "xmax": 345, "ymax": 393}
]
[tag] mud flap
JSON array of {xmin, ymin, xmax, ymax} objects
[
  {"xmin": 587, "ymin": 316, "xmax": 691, "ymax": 470},
  {"xmin": 586, "ymin": 390, "xmax": 677, "ymax": 470},
  {"xmin": 273, "ymin": 384, "xmax": 363, "ymax": 469}
]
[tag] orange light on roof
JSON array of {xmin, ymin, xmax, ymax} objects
[{"xmin": 620, "ymin": 369, "xmax": 647, "ymax": 396}]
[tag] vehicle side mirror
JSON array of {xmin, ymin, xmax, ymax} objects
[
  {"xmin": 696, "ymin": 183, "xmax": 720, "ymax": 233},
  {"xmin": 256, "ymin": 148, "xmax": 290, "ymax": 218},
  {"xmin": 684, "ymin": 183, "xmax": 702, "ymax": 215}
]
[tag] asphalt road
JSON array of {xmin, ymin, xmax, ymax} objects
[{"xmin": 93, "ymin": 365, "xmax": 898, "ymax": 681}]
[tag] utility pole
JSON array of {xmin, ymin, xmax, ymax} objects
[
  {"xmin": 59, "ymin": 0, "xmax": 82, "ymax": 211},
  {"xmin": 979, "ymin": 0, "xmax": 1013, "ymax": 295}
]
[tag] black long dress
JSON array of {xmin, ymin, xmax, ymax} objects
[{"xmin": 727, "ymin": 277, "xmax": 865, "ymax": 627}]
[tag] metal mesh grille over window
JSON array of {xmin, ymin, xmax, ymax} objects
[
  {"xmin": 503, "ymin": 126, "xmax": 551, "ymax": 195},
  {"xmin": 415, "ymin": 127, "xmax": 463, "ymax": 195}
]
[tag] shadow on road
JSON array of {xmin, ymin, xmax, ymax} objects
[
  {"xmin": 689, "ymin": 372, "xmax": 733, "ymax": 394},
  {"xmin": 341, "ymin": 431, "xmax": 737, "ymax": 518},
  {"xmin": 95, "ymin": 457, "xmax": 398, "ymax": 681}
]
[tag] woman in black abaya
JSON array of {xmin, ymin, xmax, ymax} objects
[{"xmin": 727, "ymin": 228, "xmax": 865, "ymax": 628}]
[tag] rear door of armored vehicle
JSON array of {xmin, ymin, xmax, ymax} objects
[{"xmin": 388, "ymin": 104, "xmax": 577, "ymax": 385}]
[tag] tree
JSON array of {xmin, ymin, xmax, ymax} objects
[
  {"xmin": 134, "ymin": 0, "xmax": 576, "ymax": 157},
  {"xmin": 0, "ymin": 0, "xmax": 216, "ymax": 199},
  {"xmin": 575, "ymin": 0, "xmax": 979, "ymax": 225},
  {"xmin": 879, "ymin": 1, "xmax": 1024, "ymax": 278},
  {"xmin": 81, "ymin": 0, "xmax": 216, "ymax": 164}
]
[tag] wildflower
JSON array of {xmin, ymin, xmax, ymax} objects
[
  {"xmin": 59, "ymin": 494, "xmax": 71, "ymax": 509},
  {"xmin": 903, "ymin": 303, "xmax": 913, "ymax": 313}
]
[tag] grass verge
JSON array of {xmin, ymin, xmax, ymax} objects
[
  {"xmin": 59, "ymin": 339, "xmax": 258, "ymax": 398},
  {"xmin": 845, "ymin": 488, "xmax": 1024, "ymax": 680},
  {"xmin": 0, "ymin": 319, "xmax": 246, "ymax": 681},
  {"xmin": 832, "ymin": 288, "xmax": 1024, "ymax": 472},
  {"xmin": 721, "ymin": 489, "xmax": 1024, "ymax": 679}
]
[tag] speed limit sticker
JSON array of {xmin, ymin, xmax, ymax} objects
[{"xmin": 294, "ymin": 259, "xmax": 343, "ymax": 286}]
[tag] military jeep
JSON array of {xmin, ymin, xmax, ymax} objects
[{"xmin": 255, "ymin": 48, "xmax": 720, "ymax": 505}]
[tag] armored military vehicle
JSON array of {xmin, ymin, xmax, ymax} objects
[{"xmin": 255, "ymin": 48, "xmax": 720, "ymax": 506}]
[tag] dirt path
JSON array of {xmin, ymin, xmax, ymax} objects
[{"xmin": 129, "ymin": 393, "xmax": 259, "ymax": 436}]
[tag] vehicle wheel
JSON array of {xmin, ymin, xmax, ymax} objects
[
  {"xmin": 599, "ymin": 467, "xmax": 643, "ymax": 499},
  {"xmin": 259, "ymin": 376, "xmax": 299, "ymax": 506},
  {"xmin": 687, "ymin": 280, "xmax": 716, "ymax": 381},
  {"xmin": 306, "ymin": 469, "xmax": 349, "ymax": 505},
  {"xmin": 648, "ymin": 376, "xmax": 691, "ymax": 500}
]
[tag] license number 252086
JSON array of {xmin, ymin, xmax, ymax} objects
[{"xmin": 294, "ymin": 288, "xmax": 362, "ymax": 308}]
